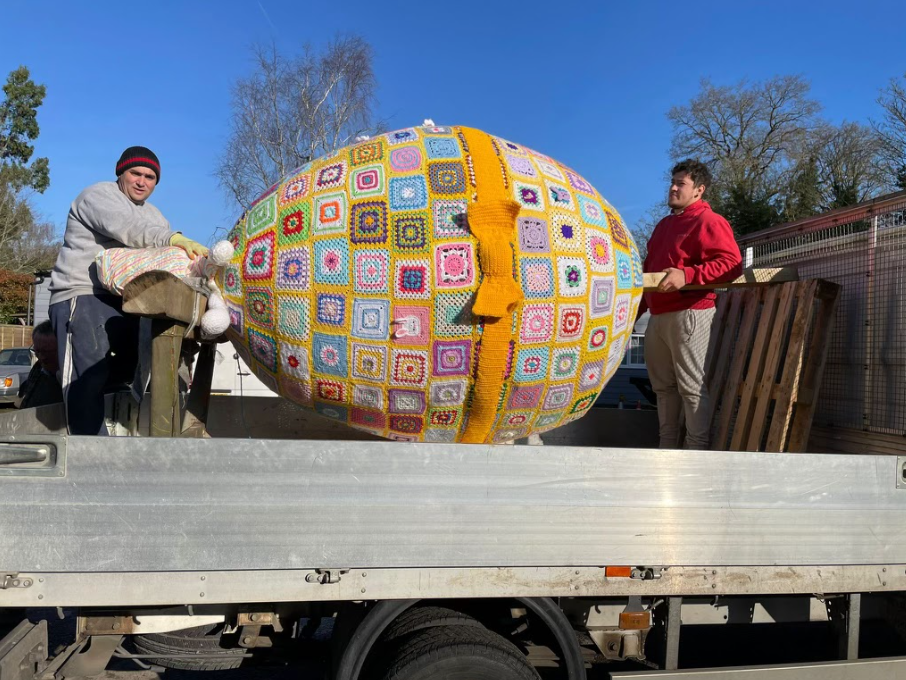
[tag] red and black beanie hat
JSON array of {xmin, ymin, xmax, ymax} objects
[{"xmin": 116, "ymin": 146, "xmax": 161, "ymax": 183}]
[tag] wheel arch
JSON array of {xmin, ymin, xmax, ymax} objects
[{"xmin": 332, "ymin": 597, "xmax": 584, "ymax": 680}]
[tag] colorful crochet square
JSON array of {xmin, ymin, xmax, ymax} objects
[
  {"xmin": 428, "ymin": 409, "xmax": 460, "ymax": 428},
  {"xmin": 434, "ymin": 293, "xmax": 473, "ymax": 338},
  {"xmin": 550, "ymin": 213, "xmax": 583, "ymax": 251},
  {"xmin": 391, "ymin": 305, "xmax": 430, "ymax": 346},
  {"xmin": 429, "ymin": 379, "xmax": 467, "ymax": 406},
  {"xmin": 390, "ymin": 146, "xmax": 423, "ymax": 172},
  {"xmin": 246, "ymin": 287, "xmax": 275, "ymax": 329},
  {"xmin": 389, "ymin": 414, "xmax": 423, "ymax": 434},
  {"xmin": 315, "ymin": 402, "xmax": 347, "ymax": 422},
  {"xmin": 389, "ymin": 176, "xmax": 429, "ymax": 211},
  {"xmin": 432, "ymin": 340, "xmax": 472, "ymax": 377},
  {"xmin": 312, "ymin": 332, "xmax": 348, "ymax": 377},
  {"xmin": 316, "ymin": 293, "xmax": 346, "ymax": 327},
  {"xmin": 518, "ymin": 217, "xmax": 551, "ymax": 253},
  {"xmin": 352, "ymin": 343, "xmax": 387, "ymax": 383},
  {"xmin": 386, "ymin": 128, "xmax": 419, "ymax": 145},
  {"xmin": 388, "ymin": 389, "xmax": 426, "ymax": 414},
  {"xmin": 427, "ymin": 162, "xmax": 466, "ymax": 195},
  {"xmin": 350, "ymin": 140, "xmax": 384, "ymax": 166},
  {"xmin": 351, "ymin": 407, "xmax": 386, "ymax": 430},
  {"xmin": 277, "ymin": 296, "xmax": 310, "ymax": 342},
  {"xmin": 243, "ymin": 232, "xmax": 275, "ymax": 281},
  {"xmin": 315, "ymin": 162, "xmax": 346, "ymax": 192},
  {"xmin": 507, "ymin": 155, "xmax": 537, "ymax": 178},
  {"xmin": 514, "ymin": 347, "xmax": 550, "ymax": 383},
  {"xmin": 316, "ymin": 378, "xmax": 347, "ymax": 403},
  {"xmin": 550, "ymin": 347, "xmax": 579, "ymax": 380},
  {"xmin": 280, "ymin": 173, "xmax": 310, "ymax": 206},
  {"xmin": 350, "ymin": 201, "xmax": 389, "ymax": 244},
  {"xmin": 354, "ymin": 250, "xmax": 390, "ymax": 294},
  {"xmin": 434, "ymin": 243, "xmax": 475, "ymax": 289},
  {"xmin": 519, "ymin": 258, "xmax": 554, "ymax": 298},
  {"xmin": 514, "ymin": 181, "xmax": 544, "ymax": 211},
  {"xmin": 425, "ymin": 137, "xmax": 461, "ymax": 159},
  {"xmin": 353, "ymin": 384, "xmax": 383, "ymax": 410},
  {"xmin": 543, "ymin": 383, "xmax": 574, "ymax": 411},
  {"xmin": 390, "ymin": 349, "xmax": 429, "ymax": 388},
  {"xmin": 276, "ymin": 247, "xmax": 310, "ymax": 291},
  {"xmin": 519, "ymin": 304, "xmax": 554, "ymax": 344},
  {"xmin": 393, "ymin": 213, "xmax": 429, "ymax": 253},
  {"xmin": 247, "ymin": 194, "xmax": 277, "ymax": 237},
  {"xmin": 432, "ymin": 199, "xmax": 469, "ymax": 238},
  {"xmin": 351, "ymin": 165, "xmax": 385, "ymax": 198},
  {"xmin": 590, "ymin": 277, "xmax": 615, "ymax": 318},
  {"xmin": 279, "ymin": 341, "xmax": 310, "ymax": 381},
  {"xmin": 607, "ymin": 209, "xmax": 631, "ymax": 250},
  {"xmin": 278, "ymin": 203, "xmax": 311, "ymax": 245},
  {"xmin": 313, "ymin": 239, "xmax": 349, "ymax": 286},
  {"xmin": 351, "ymin": 299, "xmax": 390, "ymax": 340},
  {"xmin": 314, "ymin": 192, "xmax": 347, "ymax": 235},
  {"xmin": 221, "ymin": 125, "xmax": 643, "ymax": 443},
  {"xmin": 224, "ymin": 265, "xmax": 242, "ymax": 296},
  {"xmin": 395, "ymin": 260, "xmax": 431, "ymax": 299},
  {"xmin": 248, "ymin": 328, "xmax": 277, "ymax": 373}
]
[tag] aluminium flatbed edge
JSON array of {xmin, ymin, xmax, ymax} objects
[{"xmin": 2, "ymin": 435, "xmax": 905, "ymax": 608}]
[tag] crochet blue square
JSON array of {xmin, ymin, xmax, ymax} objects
[
  {"xmin": 352, "ymin": 299, "xmax": 391, "ymax": 340},
  {"xmin": 316, "ymin": 293, "xmax": 346, "ymax": 326},
  {"xmin": 425, "ymin": 137, "xmax": 461, "ymax": 160},
  {"xmin": 514, "ymin": 347, "xmax": 550, "ymax": 383},
  {"xmin": 389, "ymin": 176, "xmax": 429, "ymax": 211},
  {"xmin": 314, "ymin": 402, "xmax": 348, "ymax": 422},
  {"xmin": 312, "ymin": 332, "xmax": 348, "ymax": 377},
  {"xmin": 313, "ymin": 238, "xmax": 350, "ymax": 286},
  {"xmin": 616, "ymin": 251, "xmax": 633, "ymax": 289},
  {"xmin": 519, "ymin": 258, "xmax": 555, "ymax": 298}
]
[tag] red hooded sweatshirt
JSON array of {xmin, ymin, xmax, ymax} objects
[{"xmin": 642, "ymin": 200, "xmax": 742, "ymax": 315}]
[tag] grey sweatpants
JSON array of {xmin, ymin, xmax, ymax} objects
[{"xmin": 644, "ymin": 307, "xmax": 716, "ymax": 450}]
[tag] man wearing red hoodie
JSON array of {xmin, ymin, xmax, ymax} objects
[{"xmin": 642, "ymin": 160, "xmax": 742, "ymax": 450}]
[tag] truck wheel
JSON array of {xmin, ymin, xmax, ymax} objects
[
  {"xmin": 132, "ymin": 623, "xmax": 246, "ymax": 671},
  {"xmin": 379, "ymin": 626, "xmax": 541, "ymax": 680},
  {"xmin": 380, "ymin": 606, "xmax": 483, "ymax": 641}
]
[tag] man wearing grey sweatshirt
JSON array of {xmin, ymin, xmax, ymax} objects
[{"xmin": 48, "ymin": 146, "xmax": 207, "ymax": 435}]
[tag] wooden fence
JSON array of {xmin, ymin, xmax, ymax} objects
[{"xmin": 0, "ymin": 324, "xmax": 33, "ymax": 351}]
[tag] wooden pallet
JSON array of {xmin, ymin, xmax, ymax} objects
[{"xmin": 704, "ymin": 279, "xmax": 840, "ymax": 452}]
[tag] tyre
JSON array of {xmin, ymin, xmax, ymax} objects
[
  {"xmin": 380, "ymin": 606, "xmax": 484, "ymax": 641},
  {"xmin": 378, "ymin": 626, "xmax": 541, "ymax": 680},
  {"xmin": 132, "ymin": 623, "xmax": 246, "ymax": 671}
]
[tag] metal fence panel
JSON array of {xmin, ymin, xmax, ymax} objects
[{"xmin": 738, "ymin": 192, "xmax": 906, "ymax": 435}]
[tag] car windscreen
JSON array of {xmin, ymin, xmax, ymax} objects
[{"xmin": 0, "ymin": 349, "xmax": 32, "ymax": 366}]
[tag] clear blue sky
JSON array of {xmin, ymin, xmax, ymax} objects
[{"xmin": 2, "ymin": 0, "xmax": 904, "ymax": 245}]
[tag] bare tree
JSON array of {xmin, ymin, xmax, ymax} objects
[
  {"xmin": 873, "ymin": 73, "xmax": 906, "ymax": 189},
  {"xmin": 814, "ymin": 122, "xmax": 888, "ymax": 209},
  {"xmin": 630, "ymin": 203, "xmax": 668, "ymax": 261},
  {"xmin": 669, "ymin": 76, "xmax": 821, "ymax": 196},
  {"xmin": 0, "ymin": 181, "xmax": 59, "ymax": 273},
  {"xmin": 216, "ymin": 36, "xmax": 383, "ymax": 209},
  {"xmin": 668, "ymin": 76, "xmax": 821, "ymax": 233}
]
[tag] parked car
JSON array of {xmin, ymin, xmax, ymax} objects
[{"xmin": 0, "ymin": 347, "xmax": 34, "ymax": 404}]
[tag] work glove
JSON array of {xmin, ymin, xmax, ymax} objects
[{"xmin": 170, "ymin": 233, "xmax": 209, "ymax": 260}]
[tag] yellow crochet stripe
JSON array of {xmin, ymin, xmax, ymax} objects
[{"xmin": 459, "ymin": 127, "xmax": 523, "ymax": 444}]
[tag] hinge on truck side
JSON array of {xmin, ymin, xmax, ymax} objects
[
  {"xmin": 305, "ymin": 569, "xmax": 349, "ymax": 584},
  {"xmin": 1, "ymin": 573, "xmax": 33, "ymax": 589}
]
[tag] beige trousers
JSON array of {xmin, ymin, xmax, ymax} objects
[{"xmin": 644, "ymin": 307, "xmax": 716, "ymax": 450}]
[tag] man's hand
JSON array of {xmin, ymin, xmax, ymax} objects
[
  {"xmin": 657, "ymin": 267, "xmax": 686, "ymax": 293},
  {"xmin": 170, "ymin": 234, "xmax": 209, "ymax": 260}
]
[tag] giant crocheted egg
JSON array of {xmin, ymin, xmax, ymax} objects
[{"xmin": 220, "ymin": 125, "xmax": 643, "ymax": 443}]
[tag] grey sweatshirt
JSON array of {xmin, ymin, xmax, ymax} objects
[{"xmin": 49, "ymin": 182, "xmax": 176, "ymax": 304}]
